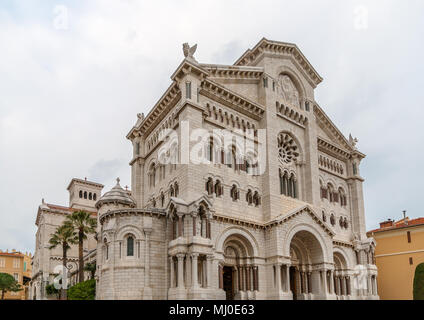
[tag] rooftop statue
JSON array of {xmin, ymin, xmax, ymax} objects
[{"xmin": 183, "ymin": 43, "xmax": 198, "ymax": 62}]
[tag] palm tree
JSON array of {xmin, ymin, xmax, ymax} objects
[
  {"xmin": 49, "ymin": 223, "xmax": 76, "ymax": 300},
  {"xmin": 84, "ymin": 262, "xmax": 96, "ymax": 280},
  {"xmin": 65, "ymin": 210, "xmax": 97, "ymax": 283}
]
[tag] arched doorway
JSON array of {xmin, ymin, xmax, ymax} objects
[
  {"xmin": 288, "ymin": 230, "xmax": 325, "ymax": 300},
  {"xmin": 220, "ymin": 233, "xmax": 257, "ymax": 300},
  {"xmin": 334, "ymin": 252, "xmax": 351, "ymax": 299}
]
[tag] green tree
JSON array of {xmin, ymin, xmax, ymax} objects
[
  {"xmin": 0, "ymin": 273, "xmax": 22, "ymax": 300},
  {"xmin": 48, "ymin": 222, "xmax": 77, "ymax": 300},
  {"xmin": 413, "ymin": 263, "xmax": 424, "ymax": 300},
  {"xmin": 84, "ymin": 262, "xmax": 96, "ymax": 280},
  {"xmin": 45, "ymin": 283, "xmax": 60, "ymax": 299},
  {"xmin": 65, "ymin": 211, "xmax": 97, "ymax": 283},
  {"xmin": 67, "ymin": 279, "xmax": 96, "ymax": 300}
]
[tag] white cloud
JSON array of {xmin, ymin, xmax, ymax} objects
[{"xmin": 1, "ymin": 0, "xmax": 423, "ymax": 253}]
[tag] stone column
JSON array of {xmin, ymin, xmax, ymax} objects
[
  {"xmin": 310, "ymin": 270, "xmax": 321, "ymax": 295},
  {"xmin": 177, "ymin": 254, "xmax": 185, "ymax": 288},
  {"xmin": 207, "ymin": 255, "xmax": 213, "ymax": 288},
  {"xmin": 367, "ymin": 275, "xmax": 372, "ymax": 295},
  {"xmin": 191, "ymin": 253, "xmax": 199, "ymax": 288},
  {"xmin": 192, "ymin": 215, "xmax": 197, "ymax": 237},
  {"xmin": 341, "ymin": 275, "xmax": 346, "ymax": 296},
  {"xmin": 275, "ymin": 263, "xmax": 282, "ymax": 292},
  {"xmin": 247, "ymin": 266, "xmax": 251, "ymax": 291},
  {"xmin": 218, "ymin": 265, "xmax": 223, "ymax": 289},
  {"xmin": 206, "ymin": 220, "xmax": 211, "ymax": 239},
  {"xmin": 169, "ymin": 256, "xmax": 175, "ymax": 288},
  {"xmin": 178, "ymin": 215, "xmax": 183, "ymax": 237},
  {"xmin": 346, "ymin": 277, "xmax": 351, "ymax": 296},
  {"xmin": 203, "ymin": 259, "xmax": 208, "ymax": 287},
  {"xmin": 238, "ymin": 266, "xmax": 242, "ymax": 292},
  {"xmin": 285, "ymin": 265, "xmax": 290, "ymax": 292},
  {"xmin": 144, "ymin": 229, "xmax": 152, "ymax": 289},
  {"xmin": 330, "ymin": 270, "xmax": 335, "ymax": 294},
  {"xmin": 307, "ymin": 272, "xmax": 311, "ymax": 294},
  {"xmin": 322, "ymin": 271, "xmax": 328, "ymax": 294},
  {"xmin": 254, "ymin": 266, "xmax": 259, "ymax": 291}
]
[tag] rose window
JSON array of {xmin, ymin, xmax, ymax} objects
[{"xmin": 278, "ymin": 133, "xmax": 299, "ymax": 165}]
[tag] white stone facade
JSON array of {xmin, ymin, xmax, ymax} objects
[
  {"xmin": 95, "ymin": 39, "xmax": 378, "ymax": 300},
  {"xmin": 31, "ymin": 38, "xmax": 378, "ymax": 300}
]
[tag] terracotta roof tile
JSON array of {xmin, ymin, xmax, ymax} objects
[
  {"xmin": 368, "ymin": 217, "xmax": 424, "ymax": 234},
  {"xmin": 46, "ymin": 203, "xmax": 97, "ymax": 216}
]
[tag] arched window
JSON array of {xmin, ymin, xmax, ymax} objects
[
  {"xmin": 170, "ymin": 185, "xmax": 175, "ymax": 197},
  {"xmin": 89, "ymin": 192, "xmax": 92, "ymax": 200},
  {"xmin": 152, "ymin": 198, "xmax": 156, "ymax": 208},
  {"xmin": 328, "ymin": 184, "xmax": 335, "ymax": 202},
  {"xmin": 127, "ymin": 236, "xmax": 134, "ymax": 257},
  {"xmin": 253, "ymin": 191, "xmax": 261, "ymax": 207},
  {"xmin": 205, "ymin": 136, "xmax": 214, "ymax": 163},
  {"xmin": 205, "ymin": 178, "xmax": 213, "ymax": 195},
  {"xmin": 289, "ymin": 173, "xmax": 297, "ymax": 198},
  {"xmin": 230, "ymin": 185, "xmax": 239, "ymax": 201},
  {"xmin": 339, "ymin": 188, "xmax": 347, "ymax": 207},
  {"xmin": 84, "ymin": 191, "xmax": 87, "ymax": 199},
  {"xmin": 330, "ymin": 214, "xmax": 336, "ymax": 226},
  {"xmin": 93, "ymin": 193, "xmax": 97, "ymax": 201},
  {"xmin": 159, "ymin": 164, "xmax": 165, "ymax": 181},
  {"xmin": 339, "ymin": 217, "xmax": 344, "ymax": 228},
  {"xmin": 79, "ymin": 190, "xmax": 83, "ymax": 198},
  {"xmin": 215, "ymin": 180, "xmax": 223, "ymax": 197},
  {"xmin": 281, "ymin": 171, "xmax": 289, "ymax": 196},
  {"xmin": 174, "ymin": 182, "xmax": 179, "ymax": 198},
  {"xmin": 322, "ymin": 211, "xmax": 327, "ymax": 222},
  {"xmin": 320, "ymin": 182, "xmax": 328, "ymax": 200},
  {"xmin": 161, "ymin": 192, "xmax": 165, "ymax": 207},
  {"xmin": 344, "ymin": 217, "xmax": 349, "ymax": 229},
  {"xmin": 104, "ymin": 239, "xmax": 109, "ymax": 261},
  {"xmin": 246, "ymin": 189, "xmax": 253, "ymax": 205},
  {"xmin": 149, "ymin": 163, "xmax": 156, "ymax": 188}
]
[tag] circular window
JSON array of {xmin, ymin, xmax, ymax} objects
[{"xmin": 278, "ymin": 133, "xmax": 299, "ymax": 165}]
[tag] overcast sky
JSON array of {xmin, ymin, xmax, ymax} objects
[{"xmin": 1, "ymin": 0, "xmax": 423, "ymax": 253}]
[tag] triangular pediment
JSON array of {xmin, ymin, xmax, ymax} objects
[
  {"xmin": 267, "ymin": 202, "xmax": 335, "ymax": 238},
  {"xmin": 314, "ymin": 104, "xmax": 355, "ymax": 154},
  {"xmin": 234, "ymin": 38, "xmax": 323, "ymax": 88}
]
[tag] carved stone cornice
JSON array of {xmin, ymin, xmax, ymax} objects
[
  {"xmin": 317, "ymin": 136, "xmax": 351, "ymax": 161},
  {"xmin": 171, "ymin": 58, "xmax": 209, "ymax": 82},
  {"xmin": 99, "ymin": 208, "xmax": 165, "ymax": 224},
  {"xmin": 200, "ymin": 64, "xmax": 263, "ymax": 81},
  {"xmin": 200, "ymin": 79, "xmax": 265, "ymax": 121},
  {"xmin": 234, "ymin": 38, "xmax": 323, "ymax": 88},
  {"xmin": 126, "ymin": 83, "xmax": 181, "ymax": 140}
]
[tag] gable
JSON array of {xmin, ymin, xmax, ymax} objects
[
  {"xmin": 234, "ymin": 38, "xmax": 323, "ymax": 89},
  {"xmin": 314, "ymin": 104, "xmax": 355, "ymax": 153},
  {"xmin": 267, "ymin": 203, "xmax": 335, "ymax": 238}
]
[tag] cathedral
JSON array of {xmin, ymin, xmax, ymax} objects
[{"xmin": 30, "ymin": 38, "xmax": 378, "ymax": 300}]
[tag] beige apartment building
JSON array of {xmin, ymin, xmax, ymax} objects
[
  {"xmin": 0, "ymin": 250, "xmax": 32, "ymax": 300},
  {"xmin": 368, "ymin": 217, "xmax": 424, "ymax": 300},
  {"xmin": 31, "ymin": 38, "xmax": 378, "ymax": 300}
]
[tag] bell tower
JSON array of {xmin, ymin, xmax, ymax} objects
[{"xmin": 67, "ymin": 178, "xmax": 104, "ymax": 211}]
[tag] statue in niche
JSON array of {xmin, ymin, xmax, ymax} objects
[{"xmin": 278, "ymin": 74, "xmax": 301, "ymax": 108}]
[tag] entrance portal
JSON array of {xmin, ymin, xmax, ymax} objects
[
  {"xmin": 223, "ymin": 266, "xmax": 234, "ymax": 300},
  {"xmin": 289, "ymin": 267, "xmax": 298, "ymax": 300}
]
